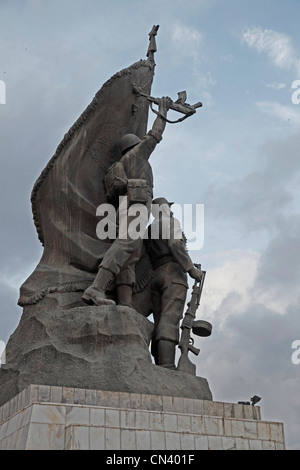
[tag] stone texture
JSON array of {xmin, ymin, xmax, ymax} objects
[
  {"xmin": 0, "ymin": 384, "xmax": 261, "ymax": 424},
  {"xmin": 19, "ymin": 56, "xmax": 155, "ymax": 313},
  {"xmin": 0, "ymin": 385, "xmax": 285, "ymax": 450},
  {"xmin": 0, "ymin": 299, "xmax": 212, "ymax": 406}
]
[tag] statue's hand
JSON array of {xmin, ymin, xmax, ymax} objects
[
  {"xmin": 188, "ymin": 266, "xmax": 204, "ymax": 282},
  {"xmin": 159, "ymin": 96, "xmax": 172, "ymax": 114}
]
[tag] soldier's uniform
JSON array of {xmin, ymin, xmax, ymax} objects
[
  {"xmin": 82, "ymin": 130, "xmax": 163, "ymax": 306},
  {"xmin": 145, "ymin": 214, "xmax": 194, "ymax": 362},
  {"xmin": 102, "ymin": 129, "xmax": 162, "ymax": 289}
]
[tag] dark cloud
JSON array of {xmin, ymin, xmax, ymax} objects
[
  {"xmin": 203, "ymin": 128, "xmax": 300, "ymax": 239},
  {"xmin": 256, "ymin": 214, "xmax": 300, "ymax": 289},
  {"xmin": 1, "ymin": 0, "xmax": 300, "ymax": 451},
  {"xmin": 197, "ymin": 301, "xmax": 300, "ymax": 449}
]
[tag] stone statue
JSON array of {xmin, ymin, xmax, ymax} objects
[
  {"xmin": 0, "ymin": 27, "xmax": 212, "ymax": 406},
  {"xmin": 82, "ymin": 97, "xmax": 171, "ymax": 308},
  {"xmin": 144, "ymin": 198, "xmax": 204, "ymax": 370}
]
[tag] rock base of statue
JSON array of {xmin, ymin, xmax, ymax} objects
[
  {"xmin": 0, "ymin": 384, "xmax": 285, "ymax": 450},
  {"xmin": 0, "ymin": 292, "xmax": 212, "ymax": 406}
]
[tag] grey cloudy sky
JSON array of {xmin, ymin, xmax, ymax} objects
[{"xmin": 0, "ymin": 0, "xmax": 300, "ymax": 449}]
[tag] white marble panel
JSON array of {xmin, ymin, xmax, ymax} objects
[
  {"xmin": 90, "ymin": 426, "xmax": 105, "ymax": 450},
  {"xmin": 194, "ymin": 435, "xmax": 209, "ymax": 450},
  {"xmin": 66, "ymin": 405, "xmax": 89, "ymax": 426},
  {"xmin": 136, "ymin": 430, "xmax": 151, "ymax": 450},
  {"xmin": 150, "ymin": 430, "xmax": 166, "ymax": 450},
  {"xmin": 26, "ymin": 423, "xmax": 65, "ymax": 450},
  {"xmin": 208, "ymin": 435, "xmax": 223, "ymax": 450},
  {"xmin": 105, "ymin": 427, "xmax": 121, "ymax": 450},
  {"xmin": 31, "ymin": 404, "xmax": 66, "ymax": 425},
  {"xmin": 180, "ymin": 433, "xmax": 195, "ymax": 450},
  {"xmin": 165, "ymin": 432, "xmax": 181, "ymax": 450}
]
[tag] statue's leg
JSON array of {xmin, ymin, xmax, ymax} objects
[
  {"xmin": 156, "ymin": 340, "xmax": 177, "ymax": 370},
  {"xmin": 82, "ymin": 196, "xmax": 149, "ymax": 307},
  {"xmin": 82, "ymin": 267, "xmax": 116, "ymax": 306},
  {"xmin": 150, "ymin": 284, "xmax": 162, "ymax": 364},
  {"xmin": 116, "ymin": 264, "xmax": 135, "ymax": 308},
  {"xmin": 155, "ymin": 263, "xmax": 188, "ymax": 369},
  {"xmin": 82, "ymin": 235, "xmax": 143, "ymax": 306}
]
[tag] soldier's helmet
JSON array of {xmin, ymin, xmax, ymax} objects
[
  {"xmin": 152, "ymin": 197, "xmax": 174, "ymax": 207},
  {"xmin": 120, "ymin": 134, "xmax": 141, "ymax": 155}
]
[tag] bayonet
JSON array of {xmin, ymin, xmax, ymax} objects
[{"xmin": 147, "ymin": 25, "xmax": 159, "ymax": 61}]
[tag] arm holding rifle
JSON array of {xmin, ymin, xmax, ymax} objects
[
  {"xmin": 131, "ymin": 83, "xmax": 202, "ymax": 161},
  {"xmin": 133, "ymin": 83, "xmax": 202, "ymax": 124},
  {"xmin": 133, "ymin": 96, "xmax": 172, "ymax": 162},
  {"xmin": 167, "ymin": 218, "xmax": 204, "ymax": 282}
]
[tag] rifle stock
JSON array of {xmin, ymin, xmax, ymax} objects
[
  {"xmin": 177, "ymin": 353, "xmax": 196, "ymax": 376},
  {"xmin": 177, "ymin": 329, "xmax": 200, "ymax": 374}
]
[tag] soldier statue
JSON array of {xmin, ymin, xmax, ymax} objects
[
  {"xmin": 144, "ymin": 197, "xmax": 204, "ymax": 369},
  {"xmin": 82, "ymin": 98, "xmax": 172, "ymax": 307}
]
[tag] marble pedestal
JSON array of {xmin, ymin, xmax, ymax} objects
[{"xmin": 0, "ymin": 384, "xmax": 285, "ymax": 450}]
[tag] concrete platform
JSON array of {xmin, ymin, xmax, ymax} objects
[{"xmin": 0, "ymin": 384, "xmax": 285, "ymax": 450}]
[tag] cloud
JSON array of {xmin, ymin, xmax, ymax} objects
[
  {"xmin": 201, "ymin": 250, "xmax": 259, "ymax": 327},
  {"xmin": 255, "ymin": 214, "xmax": 300, "ymax": 290},
  {"xmin": 242, "ymin": 26, "xmax": 300, "ymax": 75},
  {"xmin": 220, "ymin": 53, "xmax": 234, "ymax": 63},
  {"xmin": 196, "ymin": 243, "xmax": 300, "ymax": 449},
  {"xmin": 195, "ymin": 123, "xmax": 300, "ymax": 449},
  {"xmin": 202, "ymin": 225, "xmax": 300, "ymax": 323},
  {"xmin": 172, "ymin": 23, "xmax": 203, "ymax": 54},
  {"xmin": 167, "ymin": 22, "xmax": 204, "ymax": 71},
  {"xmin": 0, "ymin": 0, "xmax": 299, "ymax": 450},
  {"xmin": 204, "ymin": 127, "xmax": 300, "ymax": 240},
  {"xmin": 196, "ymin": 127, "xmax": 300, "ymax": 448},
  {"xmin": 256, "ymin": 101, "xmax": 300, "ymax": 125},
  {"xmin": 266, "ymin": 82, "xmax": 287, "ymax": 90}
]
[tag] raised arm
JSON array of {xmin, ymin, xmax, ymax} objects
[
  {"xmin": 131, "ymin": 97, "xmax": 172, "ymax": 161},
  {"xmin": 151, "ymin": 96, "xmax": 171, "ymax": 137}
]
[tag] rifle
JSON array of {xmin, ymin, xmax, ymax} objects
[
  {"xmin": 177, "ymin": 264, "xmax": 212, "ymax": 375},
  {"xmin": 132, "ymin": 84, "xmax": 202, "ymax": 124}
]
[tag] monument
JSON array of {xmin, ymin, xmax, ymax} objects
[{"xmin": 0, "ymin": 27, "xmax": 285, "ymax": 450}]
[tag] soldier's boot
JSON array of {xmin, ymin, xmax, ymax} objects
[
  {"xmin": 117, "ymin": 284, "xmax": 134, "ymax": 308},
  {"xmin": 82, "ymin": 268, "xmax": 116, "ymax": 306},
  {"xmin": 157, "ymin": 339, "xmax": 176, "ymax": 370}
]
